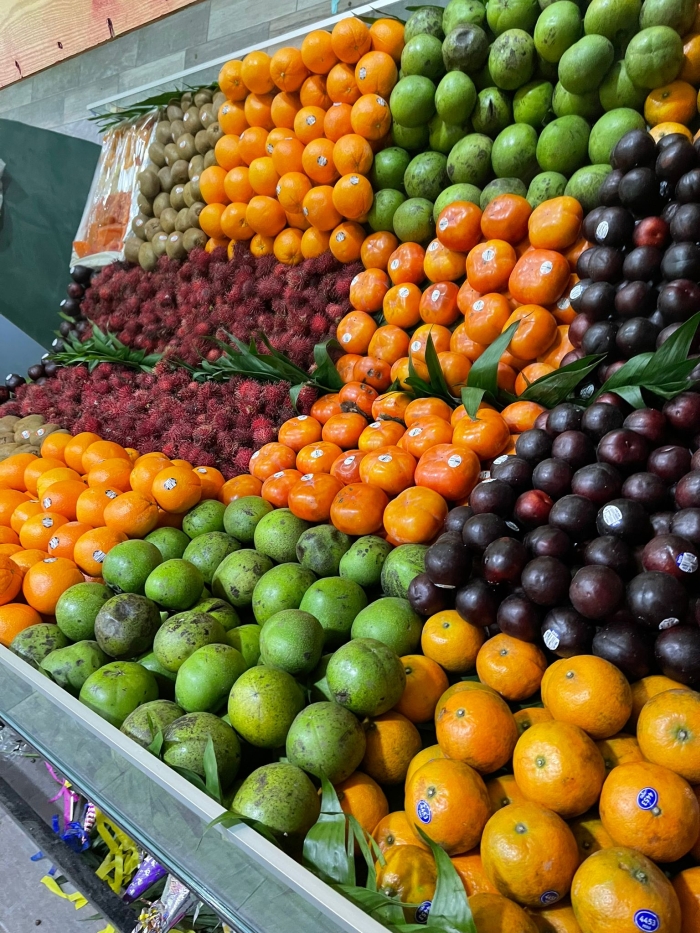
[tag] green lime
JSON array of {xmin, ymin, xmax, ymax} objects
[
  {"xmin": 472, "ymin": 87, "xmax": 513, "ymax": 137},
  {"xmin": 228, "ymin": 667, "xmax": 305, "ymax": 748},
  {"xmin": 534, "ymin": 1, "xmax": 582, "ymax": 63},
  {"xmin": 489, "ymin": 29, "xmax": 536, "ymax": 90},
  {"xmin": 371, "ymin": 147, "xmax": 411, "ymax": 190},
  {"xmin": 514, "ymin": 80, "xmax": 554, "ymax": 128},
  {"xmin": 599, "ymin": 61, "xmax": 647, "ymax": 112},
  {"xmin": 259, "ymin": 609, "xmax": 324, "ymax": 676},
  {"xmin": 183, "ymin": 532, "xmax": 241, "ymax": 584},
  {"xmin": 536, "ymin": 114, "xmax": 591, "ymax": 175},
  {"xmin": 492, "ymin": 123, "xmax": 539, "ymax": 181},
  {"xmin": 588, "ymin": 108, "xmax": 646, "ymax": 164},
  {"xmin": 559, "ymin": 35, "xmax": 615, "ymax": 94},
  {"xmin": 102, "ymin": 540, "xmax": 163, "ymax": 595},
  {"xmin": 252, "ymin": 562, "xmax": 317, "ymax": 625},
  {"xmin": 145, "ymin": 527, "xmax": 190, "ymax": 561},
  {"xmin": 433, "ymin": 183, "xmax": 483, "ymax": 221},
  {"xmin": 435, "ymin": 71, "xmax": 477, "ymax": 125},
  {"xmin": 390, "ymin": 75, "xmax": 437, "ymax": 127},
  {"xmin": 401, "ymin": 34, "xmax": 445, "ymax": 81},
  {"xmin": 368, "ymin": 188, "xmax": 406, "ymax": 231},
  {"xmin": 144, "ymin": 558, "xmax": 204, "ymax": 610},
  {"xmin": 55, "ymin": 582, "xmax": 112, "ymax": 641},
  {"xmin": 299, "ymin": 576, "xmax": 368, "ymax": 648},
  {"xmin": 429, "ymin": 116, "xmax": 469, "ymax": 153},
  {"xmin": 182, "ymin": 499, "xmax": 226, "ymax": 538},
  {"xmin": 624, "ymin": 25, "xmax": 684, "ymax": 89},
  {"xmin": 392, "ymin": 197, "xmax": 436, "ymax": 243},
  {"xmin": 487, "ymin": 0, "xmax": 540, "ymax": 36}
]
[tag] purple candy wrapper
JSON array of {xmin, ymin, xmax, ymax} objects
[
  {"xmin": 123, "ymin": 855, "xmax": 167, "ymax": 904},
  {"xmin": 131, "ymin": 875, "xmax": 198, "ymax": 932}
]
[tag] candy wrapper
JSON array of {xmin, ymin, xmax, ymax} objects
[
  {"xmin": 131, "ymin": 876, "xmax": 199, "ymax": 932},
  {"xmin": 123, "ymin": 855, "xmax": 167, "ymax": 904},
  {"xmin": 0, "ymin": 723, "xmax": 33, "ymax": 759}
]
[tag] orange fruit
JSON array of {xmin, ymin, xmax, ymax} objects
[
  {"xmin": 355, "ymin": 50, "xmax": 398, "ymax": 98},
  {"xmin": 40, "ymin": 432, "xmax": 71, "ymax": 462},
  {"xmin": 421, "ymin": 609, "xmax": 484, "ymax": 673},
  {"xmin": 644, "ymin": 80, "xmax": 697, "ymax": 127},
  {"xmin": 514, "ymin": 707, "xmax": 554, "ymax": 737},
  {"xmin": 86, "ymin": 457, "xmax": 132, "ymax": 492},
  {"xmin": 248, "ymin": 156, "xmax": 280, "ymax": 197},
  {"xmin": 373, "ymin": 810, "xmax": 429, "ymax": 855},
  {"xmin": 151, "ymin": 466, "xmax": 202, "ymax": 514},
  {"xmin": 476, "ymin": 633, "xmax": 548, "ymax": 702},
  {"xmin": 329, "ymin": 221, "xmax": 365, "ymax": 262},
  {"xmin": 361, "ymin": 711, "xmax": 422, "ymax": 785},
  {"xmin": 637, "ymin": 687, "xmax": 700, "ymax": 783},
  {"xmin": 0, "ymin": 452, "xmax": 38, "ymax": 490},
  {"xmin": 238, "ymin": 126, "xmax": 269, "ymax": 165},
  {"xmin": 75, "ymin": 484, "xmax": 121, "ymax": 526},
  {"xmin": 672, "ymin": 867, "xmax": 700, "ymax": 933},
  {"xmin": 250, "ymin": 442, "xmax": 298, "ymax": 481},
  {"xmin": 599, "ymin": 759, "xmax": 699, "ymax": 863},
  {"xmin": 0, "ymin": 543, "xmax": 22, "ymax": 557},
  {"xmin": 331, "ymin": 18, "xmax": 372, "ymax": 64},
  {"xmin": 219, "ymin": 59, "xmax": 247, "ymax": 101},
  {"xmin": 293, "ymin": 106, "xmax": 326, "ymax": 144},
  {"xmin": 369, "ymin": 18, "xmax": 405, "ymax": 62},
  {"xmin": 301, "ymin": 29, "xmax": 338, "ymax": 75},
  {"xmin": 513, "ymin": 720, "xmax": 606, "ymax": 819},
  {"xmin": 541, "ymin": 656, "xmax": 632, "ymax": 740},
  {"xmin": 270, "ymin": 47, "xmax": 309, "ymax": 92},
  {"xmin": 570, "ymin": 847, "xmax": 681, "ymax": 933},
  {"xmin": 595, "ymin": 732, "xmax": 644, "ymax": 774},
  {"xmin": 47, "ymin": 521, "xmax": 94, "ymax": 561},
  {"xmin": 435, "ymin": 687, "xmax": 519, "ymax": 774},
  {"xmin": 628, "ymin": 673, "xmax": 684, "ymax": 730},
  {"xmin": 0, "ymin": 489, "xmax": 30, "ymax": 527},
  {"xmin": 301, "ymin": 138, "xmax": 337, "ymax": 185},
  {"xmin": 404, "ymin": 757, "xmax": 491, "ymax": 855},
  {"xmin": 405, "ymin": 744, "xmax": 445, "ymax": 786},
  {"xmin": 452, "ymin": 408, "xmax": 510, "ymax": 459},
  {"xmin": 486, "ymin": 773, "xmax": 528, "ymax": 813},
  {"xmin": 22, "ymin": 557, "xmax": 84, "ymax": 615},
  {"xmin": 327, "ymin": 63, "xmax": 361, "ymax": 105},
  {"xmin": 451, "ymin": 849, "xmax": 499, "ymax": 897},
  {"xmin": 0, "ymin": 603, "xmax": 42, "ymax": 646},
  {"xmin": 192, "ymin": 466, "xmax": 225, "ymax": 500},
  {"xmin": 383, "ymin": 486, "xmax": 447, "ymax": 545},
  {"xmin": 81, "ymin": 440, "xmax": 129, "ymax": 473},
  {"xmin": 270, "ymin": 91, "xmax": 300, "ymax": 130},
  {"xmin": 332, "ymin": 173, "xmax": 374, "ymax": 221},
  {"xmin": 23, "ymin": 458, "xmax": 65, "ymax": 496},
  {"xmin": 218, "ymin": 475, "xmax": 262, "ymax": 504},
  {"xmin": 103, "ymin": 490, "xmax": 159, "ymax": 537},
  {"xmin": 375, "ymin": 845, "xmax": 437, "ymax": 922},
  {"xmin": 198, "ymin": 203, "xmax": 227, "ymax": 239},
  {"xmin": 217, "ymin": 100, "xmax": 247, "ymax": 136},
  {"xmin": 10, "ymin": 549, "xmax": 48, "ymax": 574},
  {"xmin": 19, "ymin": 512, "xmax": 69, "ymax": 551},
  {"xmin": 0, "ymin": 553, "xmax": 23, "ymax": 606},
  {"xmin": 270, "ymin": 136, "xmax": 305, "ymax": 175},
  {"xmin": 199, "ymin": 165, "xmax": 230, "ymax": 205},
  {"xmin": 394, "ymin": 654, "xmax": 449, "ymax": 723},
  {"xmin": 333, "ymin": 134, "xmax": 373, "ymax": 175},
  {"xmin": 470, "ymin": 893, "xmax": 538, "ymax": 933},
  {"xmin": 299, "ymin": 74, "xmax": 331, "ymax": 110},
  {"xmin": 246, "ymin": 195, "xmax": 287, "ymax": 238},
  {"xmin": 569, "ymin": 814, "xmax": 615, "ymax": 865},
  {"xmin": 336, "ymin": 770, "xmax": 389, "ymax": 837},
  {"xmin": 38, "ymin": 479, "xmax": 87, "ymax": 521},
  {"xmin": 10, "ymin": 498, "xmax": 42, "ymax": 534},
  {"xmin": 482, "ymin": 802, "xmax": 579, "ymax": 908},
  {"xmin": 0, "ymin": 526, "xmax": 19, "ymax": 546},
  {"xmin": 350, "ymin": 93, "xmax": 391, "ymax": 140},
  {"xmin": 273, "ymin": 228, "xmax": 304, "ymax": 266},
  {"xmin": 241, "ymin": 50, "xmax": 274, "ymax": 94},
  {"xmin": 73, "ymin": 527, "xmax": 127, "ymax": 577}
]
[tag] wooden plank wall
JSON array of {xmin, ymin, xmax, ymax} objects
[{"xmin": 0, "ymin": 0, "xmax": 202, "ymax": 88}]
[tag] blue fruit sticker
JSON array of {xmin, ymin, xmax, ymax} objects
[
  {"xmin": 540, "ymin": 891, "xmax": 560, "ymax": 905},
  {"xmin": 634, "ymin": 909, "xmax": 660, "ymax": 932},
  {"xmin": 415, "ymin": 900, "xmax": 432, "ymax": 924},
  {"xmin": 636, "ymin": 787, "xmax": 658, "ymax": 811},
  {"xmin": 416, "ymin": 799, "xmax": 431, "ymax": 823}
]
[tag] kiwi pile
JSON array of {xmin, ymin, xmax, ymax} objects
[
  {"xmin": 0, "ymin": 415, "xmax": 68, "ymax": 462},
  {"xmin": 124, "ymin": 87, "xmax": 228, "ymax": 271}
]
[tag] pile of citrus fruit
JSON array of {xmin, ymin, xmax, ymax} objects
[{"xmin": 200, "ymin": 18, "xmax": 404, "ymax": 264}]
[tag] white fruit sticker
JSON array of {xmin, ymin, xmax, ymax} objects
[
  {"xmin": 301, "ymin": 473, "xmax": 314, "ymax": 481},
  {"xmin": 273, "ymin": 471, "xmax": 285, "ymax": 478},
  {"xmin": 310, "ymin": 449, "xmax": 324, "ymax": 459},
  {"xmin": 596, "ymin": 221, "xmax": 609, "ymax": 240},
  {"xmin": 493, "ymin": 455, "xmax": 509, "ymax": 464},
  {"xmin": 306, "ymin": 115, "xmax": 316, "ymax": 126},
  {"xmin": 473, "ymin": 300, "xmax": 485, "ymax": 311},
  {"xmin": 276, "ymin": 184, "xmax": 281, "ymax": 195},
  {"xmin": 196, "ymin": 467, "xmax": 208, "ymax": 473},
  {"xmin": 41, "ymin": 516, "xmax": 53, "ymax": 528},
  {"xmin": 660, "ymin": 617, "xmax": 680, "ymax": 630},
  {"xmin": 677, "ymin": 552, "xmax": 698, "ymax": 573},
  {"xmin": 411, "ymin": 340, "xmax": 422, "ymax": 353},
  {"xmin": 570, "ymin": 284, "xmax": 583, "ymax": 300},
  {"xmin": 478, "ymin": 470, "xmax": 490, "ymax": 481},
  {"xmin": 44, "ymin": 557, "xmax": 57, "ymax": 564},
  {"xmin": 543, "ymin": 629, "xmax": 560, "ymax": 650},
  {"xmin": 250, "ymin": 450, "xmax": 259, "ymax": 459},
  {"xmin": 92, "ymin": 549, "xmax": 106, "ymax": 563},
  {"xmin": 378, "ymin": 454, "xmax": 392, "ymax": 463},
  {"xmin": 297, "ymin": 415, "xmax": 308, "ymax": 421},
  {"xmin": 540, "ymin": 261, "xmax": 553, "ymax": 275},
  {"xmin": 350, "ymin": 175, "xmax": 360, "ymax": 186},
  {"xmin": 370, "ymin": 421, "xmax": 381, "ymax": 428},
  {"xmin": 352, "ymin": 275, "xmax": 359, "ymax": 286},
  {"xmin": 163, "ymin": 477, "xmax": 177, "ymax": 490},
  {"xmin": 428, "ymin": 240, "xmax": 439, "ymax": 251},
  {"xmin": 21, "ymin": 430, "xmax": 30, "ymax": 439},
  {"xmin": 391, "ymin": 259, "xmax": 399, "ymax": 270},
  {"xmin": 359, "ymin": 67, "xmax": 367, "ymax": 79},
  {"xmin": 317, "ymin": 155, "xmax": 328, "ymax": 167},
  {"xmin": 483, "ymin": 248, "xmax": 495, "ymax": 262},
  {"xmin": 602, "ymin": 505, "xmax": 622, "ymax": 526},
  {"xmin": 48, "ymin": 536, "xmax": 59, "ymax": 549},
  {"xmin": 438, "ymin": 218, "xmax": 448, "ymax": 231},
  {"xmin": 343, "ymin": 456, "xmax": 356, "ymax": 466},
  {"xmin": 408, "ymin": 427, "xmax": 422, "ymax": 437},
  {"xmin": 342, "ymin": 333, "xmax": 351, "ymax": 343},
  {"xmin": 431, "ymin": 289, "xmax": 441, "ymax": 301},
  {"xmin": 41, "ymin": 498, "xmax": 52, "ymax": 509},
  {"xmin": 336, "ymin": 231, "xmax": 346, "ymax": 242},
  {"xmin": 557, "ymin": 296, "xmax": 570, "ymax": 310},
  {"xmin": 447, "ymin": 455, "xmax": 462, "ymax": 468},
  {"xmin": 106, "ymin": 489, "xmax": 119, "ymax": 499},
  {"xmin": 399, "ymin": 287, "xmax": 410, "ymax": 298}
]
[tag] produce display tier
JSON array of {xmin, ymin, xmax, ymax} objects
[{"xmin": 0, "ymin": 644, "xmax": 385, "ymax": 933}]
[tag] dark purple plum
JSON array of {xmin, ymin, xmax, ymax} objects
[
  {"xmin": 642, "ymin": 534, "xmax": 698, "ymax": 580},
  {"xmin": 612, "ymin": 130, "xmax": 657, "ymax": 171},
  {"xmin": 663, "ymin": 392, "xmax": 700, "ymax": 436},
  {"xmin": 620, "ymin": 472, "xmax": 668, "ymax": 511},
  {"xmin": 569, "ymin": 565, "xmax": 623, "ymax": 619},
  {"xmin": 520, "ymin": 556, "xmax": 570, "ymax": 606},
  {"xmin": 551, "ymin": 431, "xmax": 596, "ymax": 470},
  {"xmin": 469, "ymin": 479, "xmax": 516, "ymax": 517},
  {"xmin": 515, "ymin": 429, "xmax": 552, "ymax": 463},
  {"xmin": 425, "ymin": 537, "xmax": 471, "ymax": 588},
  {"xmin": 582, "ymin": 206, "xmax": 606, "ymax": 243},
  {"xmin": 569, "ymin": 312, "xmax": 595, "ymax": 349},
  {"xmin": 615, "ymin": 281, "xmax": 657, "ymax": 318},
  {"xmin": 618, "ymin": 167, "xmax": 660, "ymax": 215},
  {"xmin": 444, "ymin": 506, "xmax": 474, "ymax": 535},
  {"xmin": 656, "ymin": 139, "xmax": 697, "ymax": 183},
  {"xmin": 579, "ymin": 281, "xmax": 616, "ymax": 320},
  {"xmin": 581, "ymin": 404, "xmax": 624, "ymax": 443},
  {"xmin": 675, "ymin": 472, "xmax": 700, "ymax": 510},
  {"xmin": 587, "ymin": 246, "xmax": 625, "ymax": 283},
  {"xmin": 623, "ymin": 409, "xmax": 666, "ymax": 445},
  {"xmin": 598, "ymin": 169, "xmax": 624, "ymax": 206},
  {"xmin": 482, "ymin": 537, "xmax": 529, "ymax": 585},
  {"xmin": 548, "ymin": 494, "xmax": 598, "ymax": 538},
  {"xmin": 462, "ymin": 513, "xmax": 509, "ymax": 551},
  {"xmin": 542, "ymin": 607, "xmax": 593, "ymax": 659},
  {"xmin": 671, "ymin": 508, "xmax": 700, "ymax": 544},
  {"xmin": 490, "ymin": 455, "xmax": 532, "ymax": 491},
  {"xmin": 571, "ymin": 462, "xmax": 622, "ymax": 505},
  {"xmin": 523, "ymin": 525, "xmax": 571, "ymax": 559},
  {"xmin": 670, "ymin": 201, "xmax": 700, "ymax": 240},
  {"xmin": 597, "ymin": 429, "xmax": 649, "ymax": 473},
  {"xmin": 546, "ymin": 403, "xmax": 584, "ymax": 436},
  {"xmin": 655, "ymin": 625, "xmax": 700, "ymax": 686},
  {"xmin": 662, "ymin": 242, "xmax": 700, "ymax": 282},
  {"xmin": 616, "ymin": 317, "xmax": 660, "ymax": 358},
  {"xmin": 592, "ymin": 622, "xmax": 654, "ymax": 681},
  {"xmin": 593, "ymin": 207, "xmax": 635, "ymax": 248},
  {"xmin": 497, "ymin": 595, "xmax": 541, "ymax": 642},
  {"xmin": 455, "ymin": 578, "xmax": 499, "ymax": 628},
  {"xmin": 622, "ymin": 246, "xmax": 662, "ymax": 283},
  {"xmin": 583, "ymin": 536, "xmax": 635, "ymax": 577},
  {"xmin": 532, "ymin": 458, "xmax": 573, "ymax": 498},
  {"xmin": 513, "ymin": 490, "xmax": 553, "ymax": 529},
  {"xmin": 658, "ymin": 280, "xmax": 700, "ymax": 324},
  {"xmin": 627, "ymin": 571, "xmax": 688, "ymax": 630},
  {"xmin": 596, "ymin": 498, "xmax": 651, "ymax": 541},
  {"xmin": 651, "ymin": 511, "xmax": 674, "ymax": 536},
  {"xmin": 647, "ymin": 445, "xmax": 691, "ymax": 483},
  {"xmin": 581, "ymin": 321, "xmax": 619, "ymax": 358},
  {"xmin": 675, "ymin": 169, "xmax": 700, "ymax": 203},
  {"xmin": 408, "ymin": 573, "xmax": 449, "ymax": 616},
  {"xmin": 569, "ymin": 279, "xmax": 591, "ymax": 312}
]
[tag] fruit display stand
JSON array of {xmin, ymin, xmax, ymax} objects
[{"xmin": 0, "ymin": 644, "xmax": 385, "ymax": 933}]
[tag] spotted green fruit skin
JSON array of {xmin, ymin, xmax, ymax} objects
[
  {"xmin": 253, "ymin": 508, "xmax": 312, "ymax": 564},
  {"xmin": 381, "ymin": 544, "xmax": 428, "ymax": 599},
  {"xmin": 252, "ymin": 562, "xmax": 317, "ymax": 625},
  {"xmin": 327, "ymin": 637, "xmax": 406, "ymax": 718},
  {"xmin": 175, "ymin": 643, "xmax": 247, "ymax": 712},
  {"xmin": 286, "ymin": 702, "xmax": 366, "ymax": 784},
  {"xmin": 259, "ymin": 609, "xmax": 324, "ymax": 676},
  {"xmin": 153, "ymin": 611, "xmax": 227, "ymax": 672},
  {"xmin": 94, "ymin": 593, "xmax": 161, "ymax": 659},
  {"xmin": 228, "ymin": 666, "xmax": 305, "ymax": 748},
  {"xmin": 11, "ymin": 624, "xmax": 69, "ymax": 668},
  {"xmin": 121, "ymin": 699, "xmax": 184, "ymax": 747},
  {"xmin": 232, "ymin": 763, "xmax": 320, "ymax": 837},
  {"xmin": 223, "ymin": 496, "xmax": 273, "ymax": 543},
  {"xmin": 212, "ymin": 549, "xmax": 274, "ymax": 606},
  {"xmin": 351, "ymin": 597, "xmax": 423, "ymax": 656},
  {"xmin": 55, "ymin": 583, "xmax": 112, "ymax": 641},
  {"xmin": 163, "ymin": 711, "xmax": 241, "ymax": 788},
  {"xmin": 296, "ymin": 526, "xmax": 352, "ymax": 577},
  {"xmin": 79, "ymin": 661, "xmax": 158, "ymax": 728},
  {"xmin": 340, "ymin": 536, "xmax": 393, "ymax": 589},
  {"xmin": 41, "ymin": 641, "xmax": 107, "ymax": 694}
]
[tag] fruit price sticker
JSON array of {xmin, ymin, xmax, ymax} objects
[
  {"xmin": 416, "ymin": 800, "xmax": 431, "ymax": 823},
  {"xmin": 677, "ymin": 552, "xmax": 698, "ymax": 573},
  {"xmin": 636, "ymin": 787, "xmax": 659, "ymax": 811},
  {"xmin": 540, "ymin": 891, "xmax": 560, "ymax": 905},
  {"xmin": 634, "ymin": 910, "xmax": 660, "ymax": 932}
]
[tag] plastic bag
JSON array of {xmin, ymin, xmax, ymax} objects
[{"xmin": 71, "ymin": 114, "xmax": 158, "ymax": 269}]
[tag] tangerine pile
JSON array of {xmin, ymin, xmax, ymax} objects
[
  {"xmin": 334, "ymin": 193, "xmax": 586, "ymax": 398},
  {"xmin": 0, "ymin": 432, "xmax": 245, "ymax": 645},
  {"xmin": 202, "ymin": 18, "xmax": 403, "ymax": 265}
]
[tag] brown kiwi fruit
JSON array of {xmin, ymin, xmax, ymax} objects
[
  {"xmin": 166, "ymin": 103, "xmax": 184, "ymax": 122},
  {"xmin": 157, "ymin": 167, "xmax": 174, "ymax": 193},
  {"xmin": 183, "ymin": 182, "xmax": 195, "ymax": 208},
  {"xmin": 15, "ymin": 415, "xmax": 44, "ymax": 431},
  {"xmin": 164, "ymin": 143, "xmax": 180, "ymax": 167},
  {"xmin": 166, "ymin": 231, "xmax": 187, "ymax": 260},
  {"xmin": 183, "ymin": 106, "xmax": 203, "ymax": 133},
  {"xmin": 0, "ymin": 416, "xmax": 19, "ymax": 429},
  {"xmin": 137, "ymin": 193, "xmax": 154, "ymax": 217},
  {"xmin": 189, "ymin": 175, "xmax": 202, "ymax": 201},
  {"xmin": 152, "ymin": 231, "xmax": 169, "ymax": 257},
  {"xmin": 180, "ymin": 92, "xmax": 193, "ymax": 109},
  {"xmin": 170, "ymin": 159, "xmax": 190, "ymax": 185},
  {"xmin": 138, "ymin": 171, "xmax": 160, "ymax": 199},
  {"xmin": 144, "ymin": 218, "xmax": 162, "ymax": 240},
  {"xmin": 124, "ymin": 237, "xmax": 142, "ymax": 263},
  {"xmin": 148, "ymin": 141, "xmax": 167, "ymax": 167},
  {"xmin": 153, "ymin": 192, "xmax": 171, "ymax": 218},
  {"xmin": 213, "ymin": 91, "xmax": 227, "ymax": 111},
  {"xmin": 139, "ymin": 241, "xmax": 158, "ymax": 271},
  {"xmin": 188, "ymin": 155, "xmax": 204, "ymax": 179},
  {"xmin": 206, "ymin": 122, "xmax": 224, "ymax": 147},
  {"xmin": 195, "ymin": 130, "xmax": 212, "ymax": 155},
  {"xmin": 203, "ymin": 149, "xmax": 217, "ymax": 169},
  {"xmin": 176, "ymin": 133, "xmax": 196, "ymax": 162},
  {"xmin": 159, "ymin": 207, "xmax": 178, "ymax": 234},
  {"xmin": 156, "ymin": 121, "xmax": 173, "ymax": 145},
  {"xmin": 175, "ymin": 207, "xmax": 190, "ymax": 233},
  {"xmin": 170, "ymin": 185, "xmax": 187, "ymax": 211},
  {"xmin": 132, "ymin": 214, "xmax": 149, "ymax": 240},
  {"xmin": 169, "ymin": 119, "xmax": 186, "ymax": 142},
  {"xmin": 187, "ymin": 201, "xmax": 205, "ymax": 228},
  {"xmin": 199, "ymin": 104, "xmax": 215, "ymax": 128},
  {"xmin": 183, "ymin": 228, "xmax": 208, "ymax": 252},
  {"xmin": 194, "ymin": 89, "xmax": 213, "ymax": 107}
]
